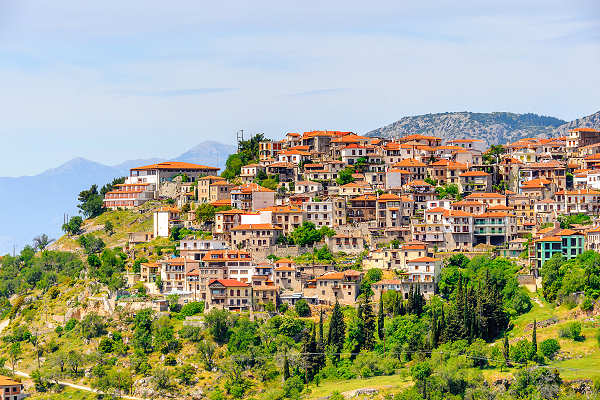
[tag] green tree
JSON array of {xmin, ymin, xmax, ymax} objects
[
  {"xmin": 327, "ymin": 300, "xmax": 346, "ymax": 362},
  {"xmin": 336, "ymin": 166, "xmax": 356, "ymax": 186},
  {"xmin": 8, "ymin": 342, "xmax": 22, "ymax": 373},
  {"xmin": 133, "ymin": 308, "xmax": 154, "ymax": 353},
  {"xmin": 290, "ymin": 222, "xmax": 324, "ymax": 246},
  {"xmin": 62, "ymin": 216, "xmax": 83, "ymax": 236},
  {"xmin": 295, "ymin": 299, "xmax": 311, "ymax": 317},
  {"xmin": 33, "ymin": 234, "xmax": 54, "ymax": 252},
  {"xmin": 539, "ymin": 338, "xmax": 560, "ymax": 360},
  {"xmin": 377, "ymin": 295, "xmax": 385, "ymax": 340},
  {"xmin": 104, "ymin": 221, "xmax": 114, "ymax": 236},
  {"xmin": 176, "ymin": 364, "xmax": 196, "ymax": 385},
  {"xmin": 196, "ymin": 203, "xmax": 216, "ymax": 223},
  {"xmin": 78, "ymin": 184, "xmax": 105, "ymax": 218},
  {"xmin": 205, "ymin": 309, "xmax": 233, "ymax": 344},
  {"xmin": 410, "ymin": 362, "xmax": 432, "ymax": 399}
]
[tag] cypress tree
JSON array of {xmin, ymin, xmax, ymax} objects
[
  {"xmin": 407, "ymin": 285, "xmax": 415, "ymax": 314},
  {"xmin": 377, "ymin": 295, "xmax": 385, "ymax": 340},
  {"xmin": 393, "ymin": 292, "xmax": 402, "ymax": 316},
  {"xmin": 503, "ymin": 333, "xmax": 510, "ymax": 366},
  {"xmin": 362, "ymin": 295, "xmax": 376, "ymax": 351},
  {"xmin": 327, "ymin": 299, "xmax": 345, "ymax": 363},
  {"xmin": 283, "ymin": 351, "xmax": 290, "ymax": 381},
  {"xmin": 316, "ymin": 310, "xmax": 326, "ymax": 368},
  {"xmin": 531, "ymin": 319, "xmax": 537, "ymax": 359},
  {"xmin": 318, "ymin": 309, "xmax": 324, "ymax": 344}
]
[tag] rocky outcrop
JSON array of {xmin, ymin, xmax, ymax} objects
[{"xmin": 365, "ymin": 112, "xmax": 565, "ymax": 145}]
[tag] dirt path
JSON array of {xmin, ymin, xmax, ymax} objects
[
  {"xmin": 14, "ymin": 370, "xmax": 145, "ymax": 400},
  {"xmin": 0, "ymin": 319, "xmax": 144, "ymax": 400}
]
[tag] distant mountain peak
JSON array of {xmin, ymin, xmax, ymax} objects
[{"xmin": 365, "ymin": 111, "xmax": 569, "ymax": 145}]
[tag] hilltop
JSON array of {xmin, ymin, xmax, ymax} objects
[
  {"xmin": 364, "ymin": 111, "xmax": 598, "ymax": 145},
  {"xmin": 0, "ymin": 141, "xmax": 235, "ymax": 255}
]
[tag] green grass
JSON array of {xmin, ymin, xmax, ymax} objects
[
  {"xmin": 548, "ymin": 352, "xmax": 600, "ymax": 380},
  {"xmin": 28, "ymin": 387, "xmax": 96, "ymax": 400},
  {"xmin": 307, "ymin": 373, "xmax": 412, "ymax": 399}
]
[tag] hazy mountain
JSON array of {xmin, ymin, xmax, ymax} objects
[
  {"xmin": 0, "ymin": 141, "xmax": 234, "ymax": 254},
  {"xmin": 365, "ymin": 112, "xmax": 567, "ymax": 145},
  {"xmin": 554, "ymin": 110, "xmax": 600, "ymax": 137}
]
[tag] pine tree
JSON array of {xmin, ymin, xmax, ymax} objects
[{"xmin": 377, "ymin": 295, "xmax": 385, "ymax": 340}]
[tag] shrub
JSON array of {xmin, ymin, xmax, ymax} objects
[
  {"xmin": 179, "ymin": 326, "xmax": 202, "ymax": 342},
  {"xmin": 581, "ymin": 297, "xmax": 595, "ymax": 312},
  {"xmin": 539, "ymin": 339, "xmax": 560, "ymax": 360},
  {"xmin": 510, "ymin": 339, "xmax": 531, "ymax": 364},
  {"xmin": 64, "ymin": 318, "xmax": 77, "ymax": 331},
  {"xmin": 180, "ymin": 302, "xmax": 205, "ymax": 317},
  {"xmin": 559, "ymin": 322, "xmax": 583, "ymax": 341},
  {"xmin": 48, "ymin": 287, "xmax": 60, "ymax": 299},
  {"xmin": 294, "ymin": 299, "xmax": 310, "ymax": 317}
]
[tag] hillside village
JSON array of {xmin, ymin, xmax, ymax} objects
[
  {"xmin": 2, "ymin": 127, "xmax": 600, "ymax": 400},
  {"xmin": 91, "ymin": 127, "xmax": 600, "ymax": 311}
]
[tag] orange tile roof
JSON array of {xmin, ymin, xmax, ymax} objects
[
  {"xmin": 377, "ymin": 193, "xmax": 401, "ymax": 201},
  {"xmin": 233, "ymin": 182, "xmax": 276, "ymax": 193},
  {"xmin": 131, "ymin": 161, "xmax": 219, "ymax": 171},
  {"xmin": 408, "ymin": 256, "xmax": 437, "ymax": 263},
  {"xmin": 211, "ymin": 199, "xmax": 232, "ymax": 207},
  {"xmin": 209, "ymin": 279, "xmax": 249, "ymax": 287},
  {"xmin": 231, "ymin": 224, "xmax": 283, "ymax": 230},
  {"xmin": 466, "ymin": 193, "xmax": 506, "ymax": 199},
  {"xmin": 199, "ymin": 175, "xmax": 226, "ymax": 180},
  {"xmin": 0, "ymin": 376, "xmax": 21, "ymax": 386},
  {"xmin": 393, "ymin": 158, "xmax": 427, "ymax": 168},
  {"xmin": 274, "ymin": 265, "xmax": 295, "ymax": 271},
  {"xmin": 460, "ymin": 171, "xmax": 490, "ymax": 177},
  {"xmin": 406, "ymin": 180, "xmax": 432, "ymax": 187}
]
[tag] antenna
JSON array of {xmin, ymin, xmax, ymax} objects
[{"xmin": 237, "ymin": 130, "xmax": 244, "ymax": 152}]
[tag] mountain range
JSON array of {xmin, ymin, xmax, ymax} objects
[
  {"xmin": 0, "ymin": 141, "xmax": 235, "ymax": 254},
  {"xmin": 365, "ymin": 110, "xmax": 600, "ymax": 145}
]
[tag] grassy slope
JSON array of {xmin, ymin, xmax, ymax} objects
[{"xmin": 497, "ymin": 286, "xmax": 600, "ymax": 381}]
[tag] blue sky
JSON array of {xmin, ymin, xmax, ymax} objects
[{"xmin": 0, "ymin": 0, "xmax": 599, "ymax": 177}]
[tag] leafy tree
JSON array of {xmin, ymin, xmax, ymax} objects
[
  {"xmin": 180, "ymin": 301, "xmax": 205, "ymax": 316},
  {"xmin": 62, "ymin": 216, "xmax": 83, "ymax": 236},
  {"xmin": 8, "ymin": 342, "xmax": 22, "ymax": 373},
  {"xmin": 196, "ymin": 203, "xmax": 216, "ymax": 223},
  {"xmin": 483, "ymin": 144, "xmax": 505, "ymax": 164},
  {"xmin": 290, "ymin": 222, "xmax": 323, "ymax": 246},
  {"xmin": 295, "ymin": 299, "xmax": 311, "ymax": 317},
  {"xmin": 558, "ymin": 213, "xmax": 591, "ymax": 229},
  {"xmin": 133, "ymin": 308, "xmax": 154, "ymax": 353},
  {"xmin": 79, "ymin": 234, "xmax": 105, "ymax": 254},
  {"xmin": 222, "ymin": 134, "xmax": 265, "ymax": 179},
  {"xmin": 176, "ymin": 364, "xmax": 196, "ymax": 385},
  {"xmin": 539, "ymin": 339, "xmax": 560, "ymax": 360},
  {"xmin": 33, "ymin": 234, "xmax": 55, "ymax": 252},
  {"xmin": 336, "ymin": 166, "xmax": 356, "ymax": 186},
  {"xmin": 197, "ymin": 340, "xmax": 217, "ymax": 371},
  {"xmin": 78, "ymin": 184, "xmax": 105, "ymax": 218},
  {"xmin": 410, "ymin": 362, "xmax": 432, "ymax": 399},
  {"xmin": 205, "ymin": 309, "xmax": 233, "ymax": 344},
  {"xmin": 435, "ymin": 184, "xmax": 461, "ymax": 200},
  {"xmin": 104, "ymin": 221, "xmax": 114, "ymax": 236}
]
